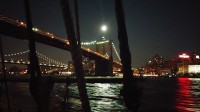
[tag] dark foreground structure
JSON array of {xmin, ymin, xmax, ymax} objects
[{"xmin": 0, "ymin": 0, "xmax": 141, "ymax": 111}]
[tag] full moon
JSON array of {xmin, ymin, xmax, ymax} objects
[{"xmin": 101, "ymin": 25, "xmax": 107, "ymax": 32}]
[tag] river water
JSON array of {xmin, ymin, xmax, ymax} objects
[
  {"xmin": 53, "ymin": 77, "xmax": 200, "ymax": 112},
  {"xmin": 1, "ymin": 78, "xmax": 200, "ymax": 112}
]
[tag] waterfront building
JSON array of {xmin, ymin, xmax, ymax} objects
[
  {"xmin": 68, "ymin": 57, "xmax": 95, "ymax": 75},
  {"xmin": 177, "ymin": 52, "xmax": 200, "ymax": 74},
  {"xmin": 144, "ymin": 54, "xmax": 164, "ymax": 75},
  {"xmin": 188, "ymin": 65, "xmax": 200, "ymax": 73},
  {"xmin": 163, "ymin": 58, "xmax": 179, "ymax": 75}
]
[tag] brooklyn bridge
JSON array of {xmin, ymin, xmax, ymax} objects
[{"xmin": 0, "ymin": 15, "xmax": 122, "ymax": 76}]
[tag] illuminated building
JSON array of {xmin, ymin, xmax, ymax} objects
[
  {"xmin": 68, "ymin": 57, "xmax": 95, "ymax": 75},
  {"xmin": 143, "ymin": 52, "xmax": 200, "ymax": 75},
  {"xmin": 177, "ymin": 52, "xmax": 200, "ymax": 74},
  {"xmin": 190, "ymin": 51, "xmax": 200, "ymax": 64},
  {"xmin": 163, "ymin": 58, "xmax": 179, "ymax": 75},
  {"xmin": 152, "ymin": 54, "xmax": 164, "ymax": 67},
  {"xmin": 177, "ymin": 53, "xmax": 191, "ymax": 74},
  {"xmin": 144, "ymin": 54, "xmax": 164, "ymax": 75},
  {"xmin": 188, "ymin": 65, "xmax": 200, "ymax": 73},
  {"xmin": 188, "ymin": 51, "xmax": 200, "ymax": 73}
]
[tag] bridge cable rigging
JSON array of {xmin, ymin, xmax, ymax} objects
[
  {"xmin": 4, "ymin": 50, "xmax": 68, "ymax": 67},
  {"xmin": 81, "ymin": 40, "xmax": 121, "ymax": 61}
]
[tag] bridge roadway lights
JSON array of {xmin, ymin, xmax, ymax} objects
[
  {"xmin": 0, "ymin": 17, "xmax": 122, "ymax": 70},
  {"xmin": 95, "ymin": 58, "xmax": 113, "ymax": 76}
]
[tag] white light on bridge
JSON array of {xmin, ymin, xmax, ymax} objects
[{"xmin": 32, "ymin": 27, "xmax": 38, "ymax": 31}]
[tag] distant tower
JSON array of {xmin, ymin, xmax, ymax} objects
[
  {"xmin": 152, "ymin": 54, "xmax": 164, "ymax": 67},
  {"xmin": 149, "ymin": 54, "xmax": 164, "ymax": 75}
]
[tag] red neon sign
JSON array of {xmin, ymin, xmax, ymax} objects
[{"xmin": 179, "ymin": 53, "xmax": 190, "ymax": 59}]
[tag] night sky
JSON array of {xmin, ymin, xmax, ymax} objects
[{"xmin": 0, "ymin": 0, "xmax": 200, "ymax": 68}]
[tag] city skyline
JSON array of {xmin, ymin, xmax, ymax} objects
[{"xmin": 0, "ymin": 0, "xmax": 200, "ymax": 67}]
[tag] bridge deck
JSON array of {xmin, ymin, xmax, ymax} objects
[
  {"xmin": 0, "ymin": 18, "xmax": 122, "ymax": 68},
  {"xmin": 0, "ymin": 75, "xmax": 124, "ymax": 83}
]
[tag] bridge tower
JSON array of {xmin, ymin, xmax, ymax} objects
[{"xmin": 95, "ymin": 40, "xmax": 113, "ymax": 76}]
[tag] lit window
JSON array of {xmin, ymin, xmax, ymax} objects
[{"xmin": 196, "ymin": 55, "xmax": 199, "ymax": 59}]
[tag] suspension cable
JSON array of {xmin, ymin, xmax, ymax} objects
[
  {"xmin": 3, "ymin": 50, "xmax": 67, "ymax": 66},
  {"xmin": 112, "ymin": 42, "xmax": 121, "ymax": 61}
]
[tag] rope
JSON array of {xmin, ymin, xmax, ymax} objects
[{"xmin": 0, "ymin": 36, "xmax": 11, "ymax": 112}]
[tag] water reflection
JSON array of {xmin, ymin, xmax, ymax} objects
[
  {"xmin": 66, "ymin": 78, "xmax": 200, "ymax": 112},
  {"xmin": 50, "ymin": 78, "xmax": 200, "ymax": 112},
  {"xmin": 65, "ymin": 83, "xmax": 127, "ymax": 111},
  {"xmin": 1, "ymin": 78, "xmax": 200, "ymax": 111},
  {"xmin": 86, "ymin": 83, "xmax": 126, "ymax": 112},
  {"xmin": 176, "ymin": 78, "xmax": 200, "ymax": 112}
]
